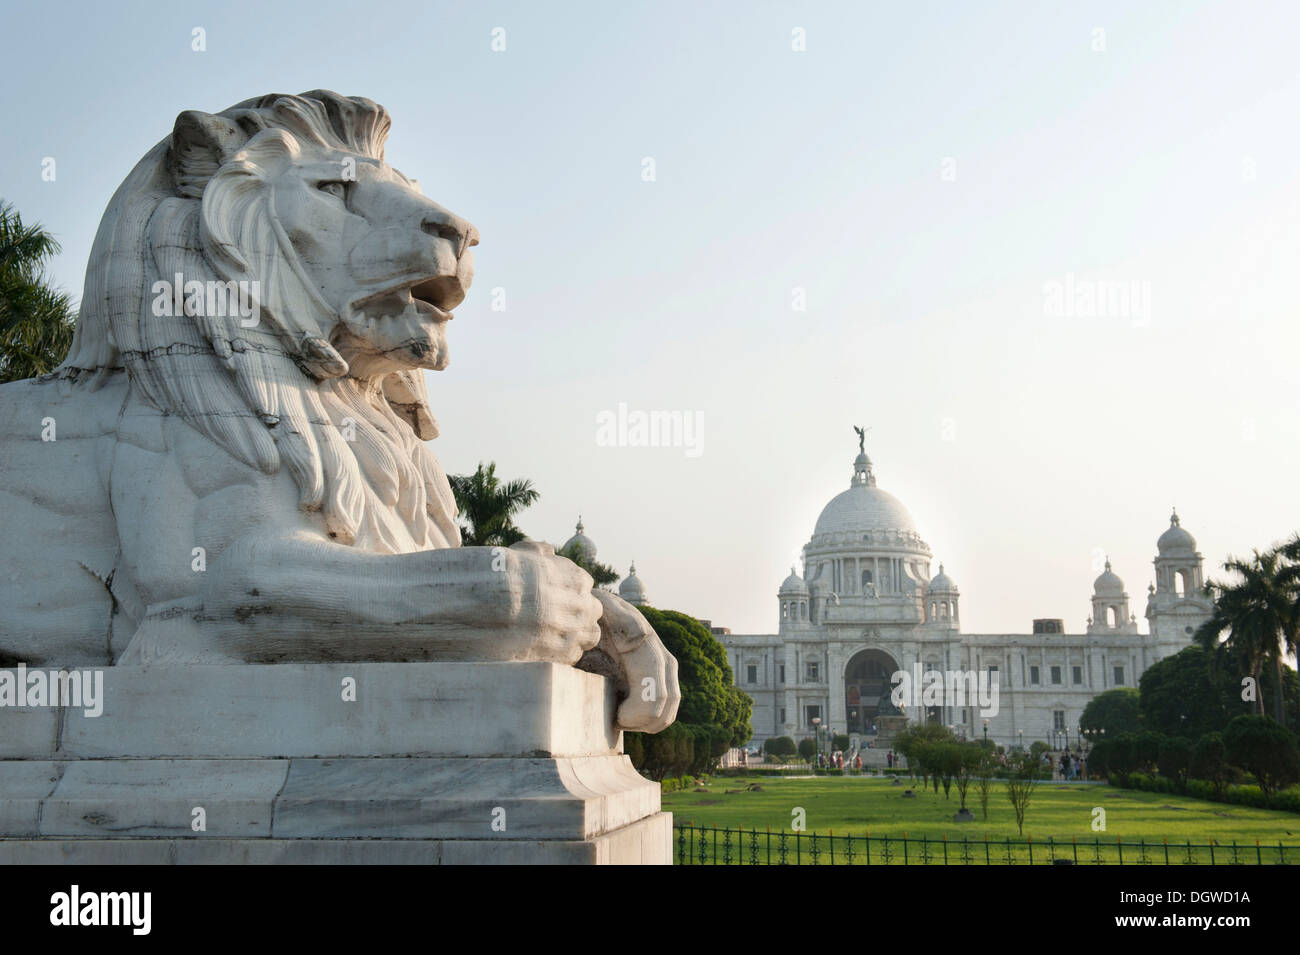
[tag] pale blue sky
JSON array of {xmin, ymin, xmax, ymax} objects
[{"xmin": 3, "ymin": 1, "xmax": 1298, "ymax": 633}]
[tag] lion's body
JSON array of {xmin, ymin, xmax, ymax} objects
[
  {"xmin": 0, "ymin": 370, "xmax": 319, "ymax": 665},
  {"xmin": 0, "ymin": 90, "xmax": 678, "ymax": 732},
  {"xmin": 0, "ymin": 375, "xmax": 127, "ymax": 664}
]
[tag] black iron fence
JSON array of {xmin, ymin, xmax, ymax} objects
[{"xmin": 674, "ymin": 823, "xmax": 1299, "ymax": 865}]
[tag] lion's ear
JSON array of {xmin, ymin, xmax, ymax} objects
[{"xmin": 169, "ymin": 110, "xmax": 247, "ymax": 198}]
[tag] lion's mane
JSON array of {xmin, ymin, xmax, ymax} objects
[{"xmin": 56, "ymin": 91, "xmax": 460, "ymax": 554}]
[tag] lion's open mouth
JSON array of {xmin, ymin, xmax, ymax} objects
[{"xmin": 352, "ymin": 280, "xmax": 454, "ymax": 323}]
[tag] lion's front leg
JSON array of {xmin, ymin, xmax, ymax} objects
[{"xmin": 579, "ymin": 590, "xmax": 680, "ymax": 734}]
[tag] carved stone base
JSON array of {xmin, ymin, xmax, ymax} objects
[{"xmin": 0, "ymin": 662, "xmax": 670, "ymax": 865}]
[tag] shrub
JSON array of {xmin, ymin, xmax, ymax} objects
[
  {"xmin": 624, "ymin": 731, "xmax": 645, "ymax": 769},
  {"xmin": 1190, "ymin": 732, "xmax": 1229, "ymax": 797},
  {"xmin": 797, "ymin": 738, "xmax": 817, "ymax": 762},
  {"xmin": 764, "ymin": 735, "xmax": 797, "ymax": 757},
  {"xmin": 641, "ymin": 722, "xmax": 694, "ymax": 780},
  {"xmin": 1134, "ymin": 731, "xmax": 1164, "ymax": 773},
  {"xmin": 1224, "ymin": 715, "xmax": 1300, "ymax": 798},
  {"xmin": 1157, "ymin": 736, "xmax": 1192, "ymax": 790},
  {"xmin": 832, "ymin": 733, "xmax": 850, "ymax": 752}
]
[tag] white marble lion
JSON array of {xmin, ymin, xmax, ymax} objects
[{"xmin": 0, "ymin": 91, "xmax": 678, "ymax": 733}]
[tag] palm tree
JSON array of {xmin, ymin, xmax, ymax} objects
[
  {"xmin": 447, "ymin": 462, "xmax": 539, "ymax": 546},
  {"xmin": 0, "ymin": 201, "xmax": 76, "ymax": 383},
  {"xmin": 1275, "ymin": 533, "xmax": 1300, "ymax": 731},
  {"xmin": 1196, "ymin": 548, "xmax": 1298, "ymax": 722}
]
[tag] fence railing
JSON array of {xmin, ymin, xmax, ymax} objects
[{"xmin": 673, "ymin": 824, "xmax": 1299, "ymax": 865}]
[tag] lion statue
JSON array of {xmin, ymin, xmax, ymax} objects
[{"xmin": 0, "ymin": 90, "xmax": 678, "ymax": 733}]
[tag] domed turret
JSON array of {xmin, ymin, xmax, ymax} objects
[
  {"xmin": 618, "ymin": 562, "xmax": 646, "ymax": 606},
  {"xmin": 561, "ymin": 516, "xmax": 597, "ymax": 563},
  {"xmin": 926, "ymin": 563, "xmax": 959, "ymax": 624},
  {"xmin": 1093, "ymin": 559, "xmax": 1125, "ymax": 596},
  {"xmin": 780, "ymin": 567, "xmax": 808, "ymax": 594},
  {"xmin": 1157, "ymin": 509, "xmax": 1197, "ymax": 555},
  {"xmin": 1089, "ymin": 557, "xmax": 1136, "ymax": 634},
  {"xmin": 929, "ymin": 564, "xmax": 958, "ymax": 593}
]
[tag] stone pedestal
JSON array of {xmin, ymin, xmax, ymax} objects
[
  {"xmin": 0, "ymin": 662, "xmax": 670, "ymax": 864},
  {"xmin": 875, "ymin": 714, "xmax": 909, "ymax": 744}
]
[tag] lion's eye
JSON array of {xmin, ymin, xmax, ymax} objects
[{"xmin": 318, "ymin": 181, "xmax": 347, "ymax": 201}]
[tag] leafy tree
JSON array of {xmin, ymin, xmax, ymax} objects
[
  {"xmin": 1157, "ymin": 736, "xmax": 1191, "ymax": 790},
  {"xmin": 1086, "ymin": 739, "xmax": 1113, "ymax": 778},
  {"xmin": 1138, "ymin": 645, "xmax": 1238, "ymax": 738},
  {"xmin": 894, "ymin": 723, "xmax": 956, "ymax": 790},
  {"xmin": 832, "ymin": 733, "xmax": 850, "ymax": 752},
  {"xmin": 951, "ymin": 743, "xmax": 983, "ymax": 810},
  {"xmin": 1108, "ymin": 734, "xmax": 1138, "ymax": 778},
  {"xmin": 623, "ymin": 730, "xmax": 644, "ymax": 767},
  {"xmin": 1133, "ymin": 731, "xmax": 1164, "ymax": 773},
  {"xmin": 974, "ymin": 750, "xmax": 997, "ymax": 820},
  {"xmin": 1190, "ymin": 732, "xmax": 1230, "ymax": 798},
  {"xmin": 797, "ymin": 737, "xmax": 816, "ymax": 762},
  {"xmin": 447, "ymin": 462, "xmax": 538, "ymax": 546},
  {"xmin": 557, "ymin": 540, "xmax": 619, "ymax": 587},
  {"xmin": 1080, "ymin": 687, "xmax": 1141, "ymax": 737},
  {"xmin": 640, "ymin": 722, "xmax": 694, "ymax": 780},
  {"xmin": 0, "ymin": 201, "xmax": 76, "ymax": 383},
  {"xmin": 625, "ymin": 608, "xmax": 753, "ymax": 775},
  {"xmin": 1222, "ymin": 715, "xmax": 1300, "ymax": 799},
  {"xmin": 1004, "ymin": 752, "xmax": 1040, "ymax": 836},
  {"xmin": 636, "ymin": 608, "xmax": 751, "ymax": 747}
]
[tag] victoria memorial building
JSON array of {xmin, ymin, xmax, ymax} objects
[{"xmin": 714, "ymin": 439, "xmax": 1213, "ymax": 752}]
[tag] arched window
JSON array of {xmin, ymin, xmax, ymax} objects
[
  {"xmin": 930, "ymin": 601, "xmax": 937, "ymax": 620},
  {"xmin": 1175, "ymin": 569, "xmax": 1190, "ymax": 597},
  {"xmin": 1106, "ymin": 606, "xmax": 1117, "ymax": 628},
  {"xmin": 781, "ymin": 602, "xmax": 788, "ymax": 620},
  {"xmin": 861, "ymin": 570, "xmax": 873, "ymax": 589}
]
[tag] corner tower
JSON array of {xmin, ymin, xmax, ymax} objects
[{"xmin": 1145, "ymin": 509, "xmax": 1212, "ymax": 658}]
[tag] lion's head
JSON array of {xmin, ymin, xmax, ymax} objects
[{"xmin": 59, "ymin": 91, "xmax": 478, "ymax": 554}]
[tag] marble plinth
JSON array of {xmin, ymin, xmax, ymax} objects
[{"xmin": 0, "ymin": 662, "xmax": 670, "ymax": 865}]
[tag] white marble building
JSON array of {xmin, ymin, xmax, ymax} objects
[
  {"xmin": 716, "ymin": 443, "xmax": 1212, "ymax": 751},
  {"xmin": 562, "ymin": 518, "xmax": 650, "ymax": 607}
]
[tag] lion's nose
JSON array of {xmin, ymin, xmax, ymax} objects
[{"xmin": 421, "ymin": 209, "xmax": 479, "ymax": 258}]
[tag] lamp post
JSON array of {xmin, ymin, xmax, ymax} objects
[
  {"xmin": 983, "ymin": 718, "xmax": 989, "ymax": 744},
  {"xmin": 812, "ymin": 716, "xmax": 822, "ymax": 765}
]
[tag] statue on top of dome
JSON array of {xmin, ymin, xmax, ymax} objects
[{"xmin": 854, "ymin": 424, "xmax": 869, "ymax": 454}]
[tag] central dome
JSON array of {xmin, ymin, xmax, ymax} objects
[{"xmin": 814, "ymin": 484, "xmax": 919, "ymax": 537}]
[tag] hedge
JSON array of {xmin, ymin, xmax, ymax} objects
[{"xmin": 1114, "ymin": 771, "xmax": 1300, "ymax": 815}]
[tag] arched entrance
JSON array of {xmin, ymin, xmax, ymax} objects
[{"xmin": 844, "ymin": 648, "xmax": 899, "ymax": 736}]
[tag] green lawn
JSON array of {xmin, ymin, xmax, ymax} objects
[{"xmin": 663, "ymin": 776, "xmax": 1300, "ymax": 847}]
